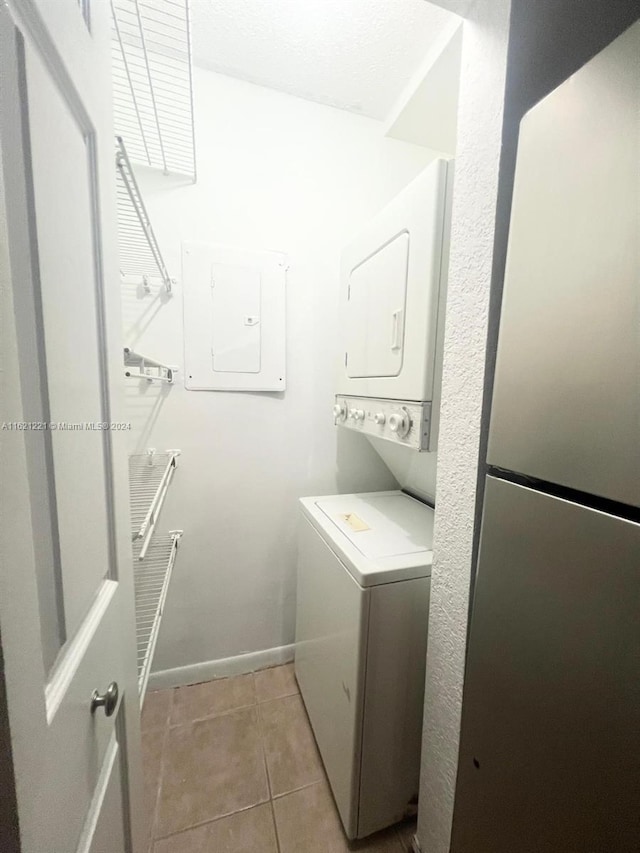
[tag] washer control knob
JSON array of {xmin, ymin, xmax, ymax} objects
[
  {"xmin": 352, "ymin": 409, "xmax": 365, "ymax": 421},
  {"xmin": 389, "ymin": 407, "xmax": 411, "ymax": 438},
  {"xmin": 333, "ymin": 403, "xmax": 347, "ymax": 422},
  {"xmin": 374, "ymin": 412, "xmax": 386, "ymax": 425}
]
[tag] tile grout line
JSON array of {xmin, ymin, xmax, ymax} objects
[
  {"xmin": 271, "ymin": 778, "xmax": 325, "ymax": 802},
  {"xmin": 259, "ymin": 692, "xmax": 326, "ymax": 795},
  {"xmin": 256, "ymin": 690, "xmax": 299, "ymax": 704},
  {"xmin": 255, "ymin": 690, "xmax": 283, "ymax": 853},
  {"xmin": 269, "ymin": 798, "xmax": 283, "ymax": 853},
  {"xmin": 154, "ymin": 679, "xmax": 276, "ymax": 838},
  {"xmin": 152, "ymin": 801, "xmax": 273, "ymax": 844},
  {"xmin": 150, "ymin": 673, "xmax": 270, "ymax": 844},
  {"xmin": 167, "ymin": 670, "xmax": 258, "ymax": 728},
  {"xmin": 146, "ymin": 669, "xmax": 303, "ymax": 850},
  {"xmin": 255, "ymin": 700, "xmax": 276, "ymax": 800},
  {"xmin": 159, "ymin": 673, "xmax": 301, "ymax": 729},
  {"xmin": 167, "ymin": 698, "xmax": 257, "ymax": 728},
  {"xmin": 147, "ymin": 677, "xmax": 412, "ymax": 852},
  {"xmin": 151, "ymin": 698, "xmax": 266, "ymax": 843},
  {"xmin": 152, "ymin": 664, "xmax": 297, "ymax": 702},
  {"xmin": 261, "ymin": 681, "xmax": 329, "ymax": 851}
]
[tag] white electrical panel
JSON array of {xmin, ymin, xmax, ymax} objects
[{"xmin": 182, "ymin": 242, "xmax": 287, "ymax": 392}]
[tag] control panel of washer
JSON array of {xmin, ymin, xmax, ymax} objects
[{"xmin": 333, "ymin": 395, "xmax": 431, "ymax": 451}]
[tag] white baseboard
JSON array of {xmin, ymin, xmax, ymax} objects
[{"xmin": 147, "ymin": 643, "xmax": 296, "ymax": 691}]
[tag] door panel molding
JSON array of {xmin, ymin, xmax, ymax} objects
[
  {"xmin": 45, "ymin": 580, "xmax": 117, "ymax": 722},
  {"xmin": 3, "ymin": 20, "xmax": 67, "ymax": 672}
]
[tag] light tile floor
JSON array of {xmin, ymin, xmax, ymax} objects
[{"xmin": 142, "ymin": 664, "xmax": 417, "ymax": 852}]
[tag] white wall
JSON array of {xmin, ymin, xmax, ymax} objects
[
  {"xmin": 124, "ymin": 68, "xmax": 435, "ymax": 681},
  {"xmin": 417, "ymin": 1, "xmax": 511, "ymax": 851}
]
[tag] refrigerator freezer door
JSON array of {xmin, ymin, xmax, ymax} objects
[
  {"xmin": 452, "ymin": 477, "xmax": 640, "ymax": 852},
  {"xmin": 487, "ymin": 22, "xmax": 640, "ymax": 506}
]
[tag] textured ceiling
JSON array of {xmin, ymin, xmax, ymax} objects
[{"xmin": 189, "ymin": 0, "xmax": 457, "ymax": 119}]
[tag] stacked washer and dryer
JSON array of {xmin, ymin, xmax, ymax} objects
[{"xmin": 295, "ymin": 158, "xmax": 453, "ymax": 840}]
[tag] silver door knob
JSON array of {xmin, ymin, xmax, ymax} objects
[{"xmin": 91, "ymin": 682, "xmax": 119, "ymax": 717}]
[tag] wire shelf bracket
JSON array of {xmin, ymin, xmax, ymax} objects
[
  {"xmin": 129, "ymin": 449, "xmax": 181, "ymax": 558},
  {"xmin": 134, "ymin": 530, "xmax": 183, "ymax": 698},
  {"xmin": 116, "ymin": 136, "xmax": 175, "ymax": 294},
  {"xmin": 111, "ymin": 0, "xmax": 196, "ymax": 180},
  {"xmin": 124, "ymin": 347, "xmax": 177, "ymax": 383}
]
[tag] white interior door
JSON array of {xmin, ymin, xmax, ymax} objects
[{"xmin": 0, "ymin": 2, "xmax": 143, "ymax": 852}]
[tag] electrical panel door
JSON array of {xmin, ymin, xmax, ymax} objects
[
  {"xmin": 183, "ymin": 242, "xmax": 287, "ymax": 392},
  {"xmin": 211, "ymin": 263, "xmax": 261, "ymax": 374}
]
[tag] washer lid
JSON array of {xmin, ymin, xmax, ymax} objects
[{"xmin": 300, "ymin": 491, "xmax": 434, "ymax": 586}]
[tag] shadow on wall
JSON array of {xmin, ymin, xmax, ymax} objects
[
  {"xmin": 121, "ymin": 274, "xmax": 176, "ymax": 454},
  {"xmin": 125, "ymin": 382, "xmax": 173, "ymax": 454},
  {"xmin": 335, "ymin": 427, "xmax": 399, "ymax": 495},
  {"xmin": 121, "ymin": 287, "xmax": 172, "ymax": 347},
  {"xmin": 131, "ymin": 163, "xmax": 194, "ymax": 190}
]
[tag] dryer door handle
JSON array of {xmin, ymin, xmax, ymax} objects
[{"xmin": 391, "ymin": 308, "xmax": 404, "ymax": 351}]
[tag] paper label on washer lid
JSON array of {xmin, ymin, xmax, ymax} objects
[{"xmin": 339, "ymin": 513, "xmax": 370, "ymax": 532}]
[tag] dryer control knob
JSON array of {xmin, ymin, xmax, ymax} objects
[
  {"xmin": 352, "ymin": 409, "xmax": 365, "ymax": 421},
  {"xmin": 374, "ymin": 412, "xmax": 386, "ymax": 425},
  {"xmin": 333, "ymin": 403, "xmax": 347, "ymax": 422},
  {"xmin": 389, "ymin": 408, "xmax": 411, "ymax": 438}
]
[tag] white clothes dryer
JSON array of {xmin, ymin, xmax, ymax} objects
[{"xmin": 336, "ymin": 158, "xmax": 452, "ymax": 408}]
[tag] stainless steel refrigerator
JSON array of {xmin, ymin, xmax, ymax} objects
[{"xmin": 452, "ymin": 21, "xmax": 640, "ymax": 852}]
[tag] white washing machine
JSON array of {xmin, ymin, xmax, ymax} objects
[{"xmin": 294, "ymin": 490, "xmax": 433, "ymax": 840}]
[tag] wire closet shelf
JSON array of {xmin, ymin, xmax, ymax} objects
[
  {"xmin": 134, "ymin": 531, "xmax": 182, "ymax": 697},
  {"xmin": 129, "ymin": 449, "xmax": 183, "ymax": 698},
  {"xmin": 111, "ymin": 0, "xmax": 196, "ymax": 180},
  {"xmin": 129, "ymin": 449, "xmax": 181, "ymax": 558},
  {"xmin": 116, "ymin": 136, "xmax": 174, "ymax": 293}
]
